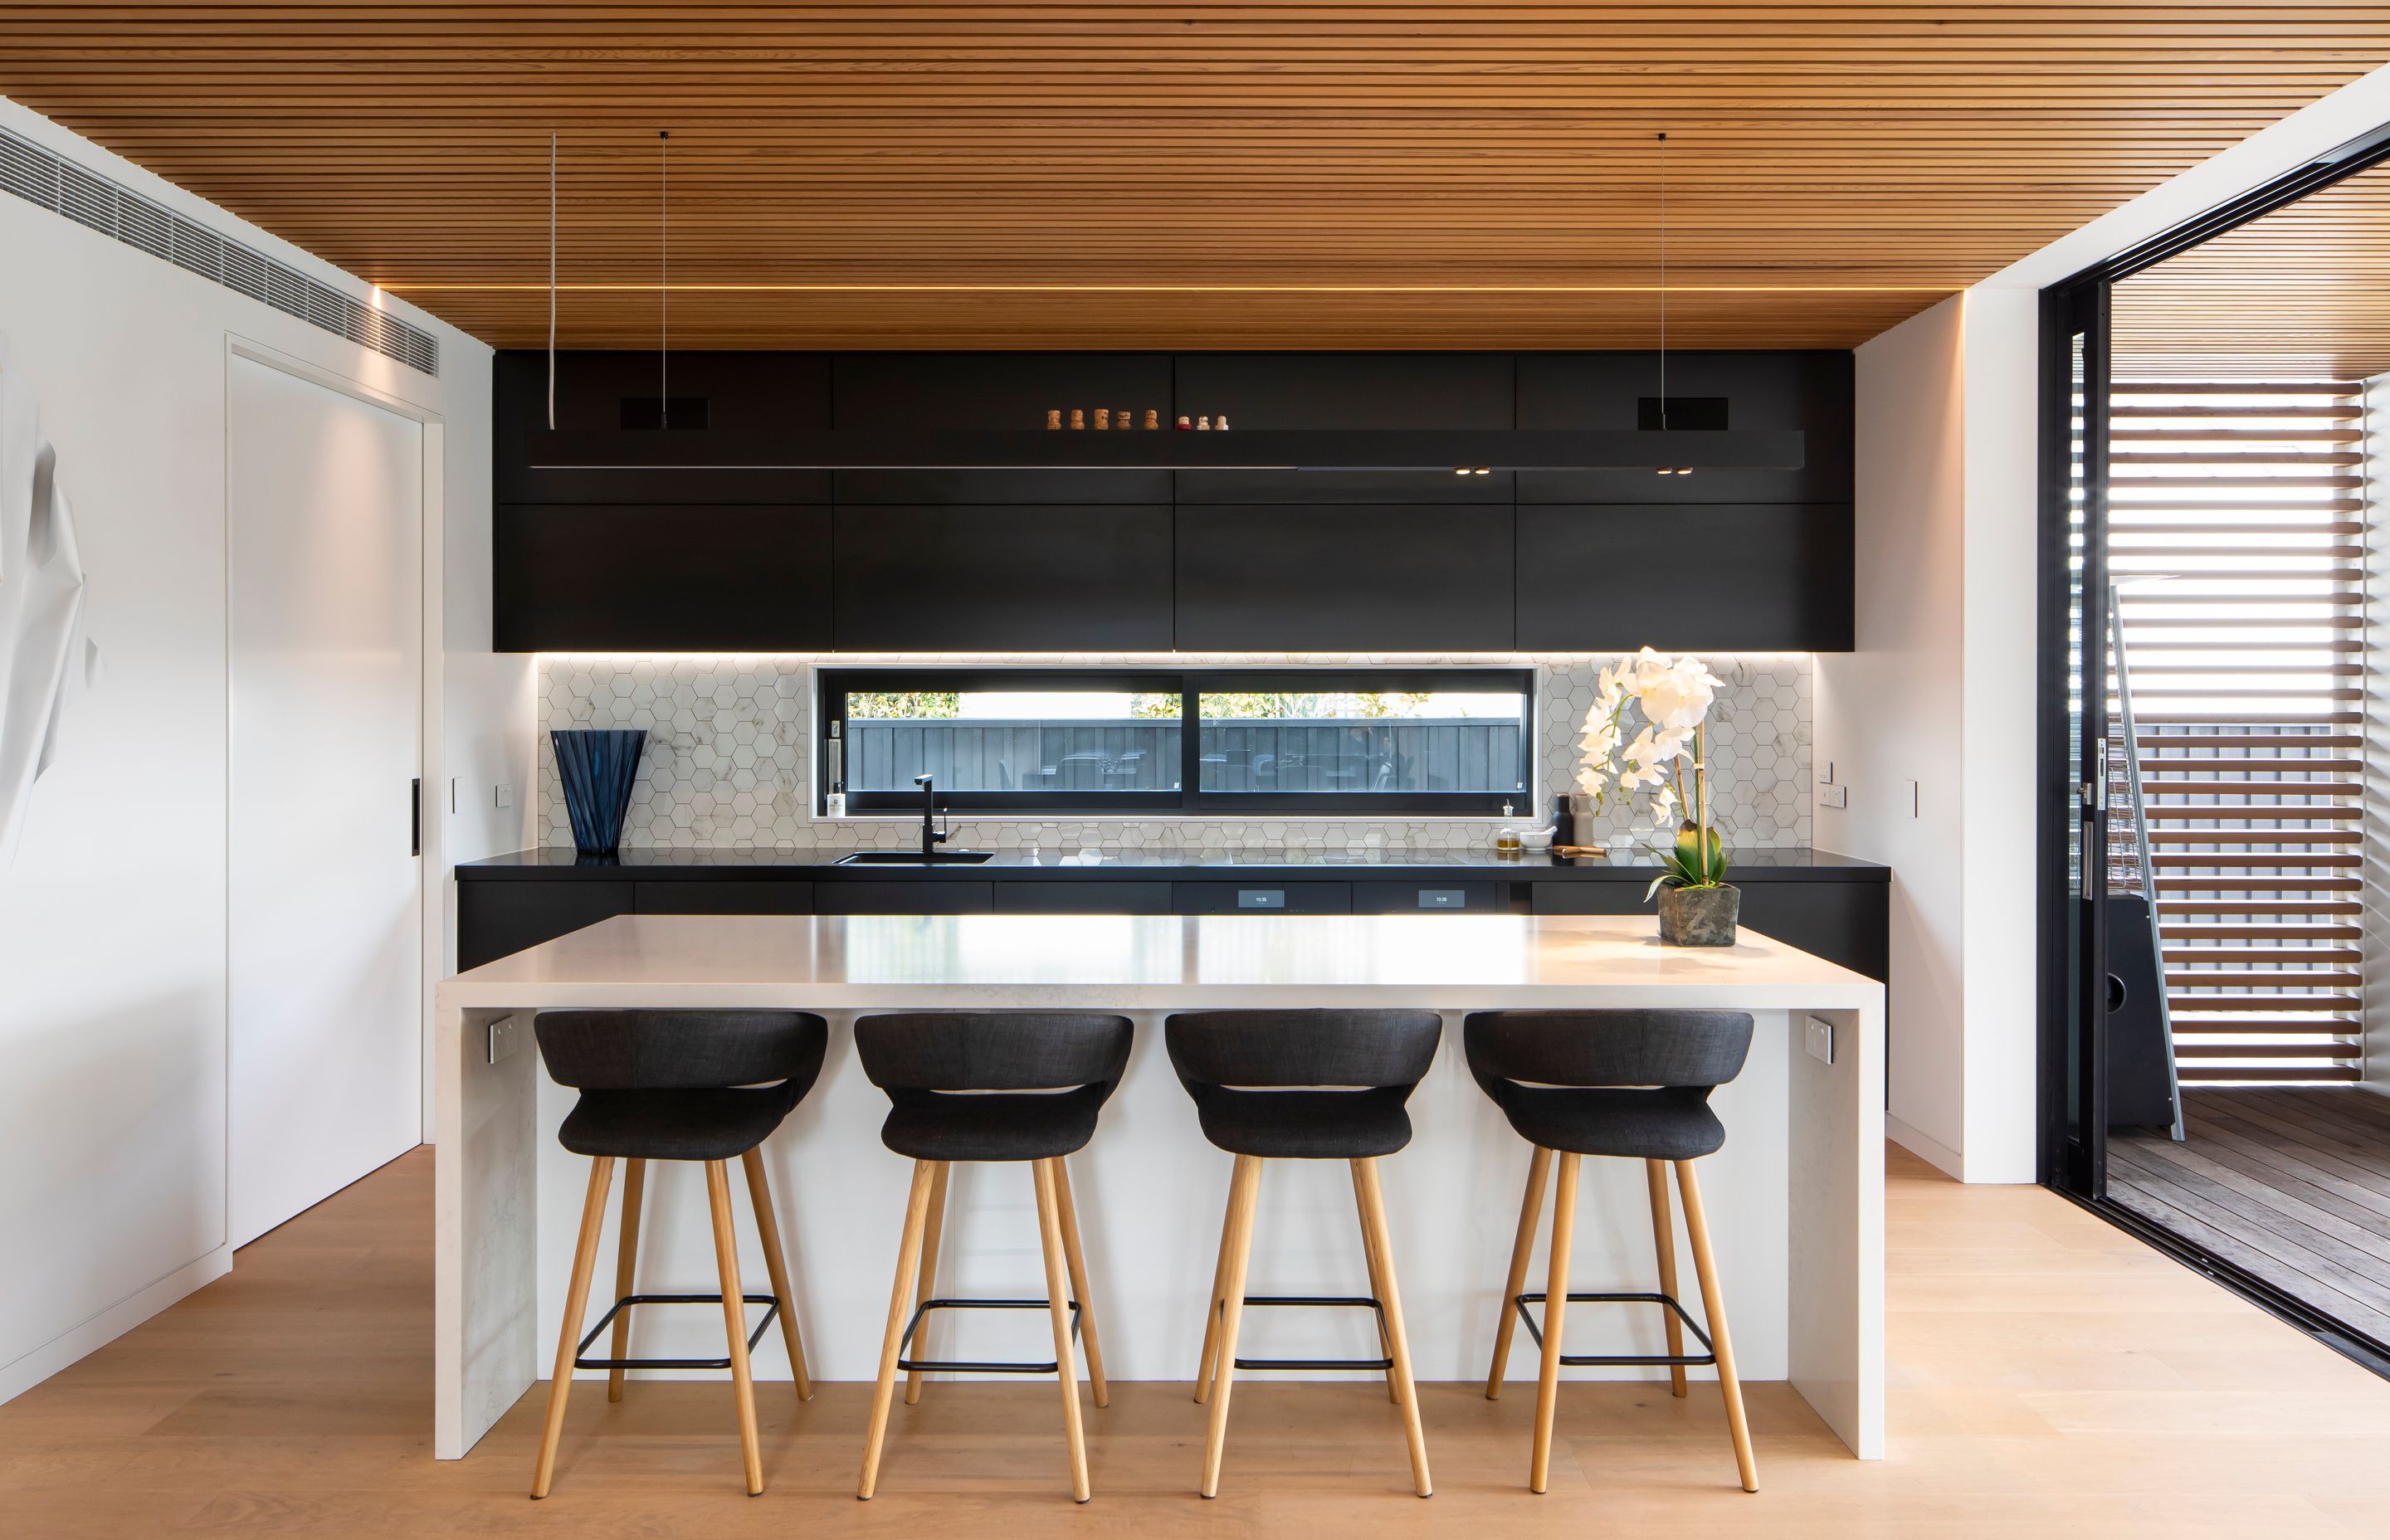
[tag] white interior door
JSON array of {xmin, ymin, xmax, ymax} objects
[{"xmin": 228, "ymin": 353, "xmax": 423, "ymax": 1247}]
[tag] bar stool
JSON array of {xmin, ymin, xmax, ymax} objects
[
  {"xmin": 1166, "ymin": 1008, "xmax": 1440, "ymax": 1499},
  {"xmin": 853, "ymin": 1011, "xmax": 1133, "ymax": 1504},
  {"xmin": 529, "ymin": 1008, "xmax": 828, "ymax": 1499},
  {"xmin": 1466, "ymin": 1008, "xmax": 1758, "ymax": 1494}
]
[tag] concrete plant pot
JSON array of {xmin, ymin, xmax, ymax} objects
[{"xmin": 1656, "ymin": 883, "xmax": 1740, "ymax": 947}]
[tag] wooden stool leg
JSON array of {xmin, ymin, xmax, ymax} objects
[
  {"xmin": 1646, "ymin": 1158, "xmax": 1689, "ymax": 1398},
  {"xmin": 1486, "ymin": 1144, "xmax": 1553, "ymax": 1400},
  {"xmin": 1199, "ymin": 1154, "xmax": 1263, "ymax": 1499},
  {"xmin": 1032, "ymin": 1158, "xmax": 1093, "ymax": 1503},
  {"xmin": 741, "ymin": 1147, "xmax": 813, "ymax": 1402},
  {"xmin": 1675, "ymin": 1159, "xmax": 1758, "ymax": 1493},
  {"xmin": 705, "ymin": 1161, "xmax": 765, "ymax": 1496},
  {"xmin": 902, "ymin": 1162, "xmax": 952, "ymax": 1406},
  {"xmin": 1350, "ymin": 1160, "xmax": 1401, "ymax": 1405},
  {"xmin": 1193, "ymin": 1177, "xmax": 1238, "ymax": 1404},
  {"xmin": 531, "ymin": 1156, "xmax": 614, "ymax": 1499},
  {"xmin": 1529, "ymin": 1151, "xmax": 1580, "ymax": 1495},
  {"xmin": 858, "ymin": 1160, "xmax": 938, "ymax": 1500},
  {"xmin": 1354, "ymin": 1158, "xmax": 1433, "ymax": 1498},
  {"xmin": 606, "ymin": 1158, "xmax": 646, "ymax": 1403},
  {"xmin": 1052, "ymin": 1156, "xmax": 1110, "ymax": 1409}
]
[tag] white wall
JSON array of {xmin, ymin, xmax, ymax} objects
[{"xmin": 0, "ymin": 95, "xmax": 527, "ymax": 1403}]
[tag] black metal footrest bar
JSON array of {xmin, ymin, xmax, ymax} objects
[
  {"xmin": 899, "ymin": 1296, "xmax": 1081, "ymax": 1375},
  {"xmin": 1514, "ymin": 1290, "xmax": 1717, "ymax": 1368},
  {"xmin": 1228, "ymin": 1294, "xmax": 1394, "ymax": 1372},
  {"xmin": 574, "ymin": 1292, "xmax": 779, "ymax": 1372}
]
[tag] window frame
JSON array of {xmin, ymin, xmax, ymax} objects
[{"xmin": 818, "ymin": 665, "xmax": 1536, "ymax": 816}]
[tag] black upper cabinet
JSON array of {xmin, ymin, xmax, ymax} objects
[
  {"xmin": 495, "ymin": 350, "xmax": 832, "ymax": 504},
  {"xmin": 1516, "ymin": 504, "xmax": 1853, "ymax": 651},
  {"xmin": 1514, "ymin": 352, "xmax": 1853, "ymax": 505},
  {"xmin": 833, "ymin": 353, "xmax": 1174, "ymax": 505},
  {"xmin": 835, "ymin": 504, "xmax": 1174, "ymax": 651},
  {"xmin": 1174, "ymin": 352, "xmax": 1517, "ymax": 505},
  {"xmin": 495, "ymin": 504, "xmax": 834, "ymax": 652},
  {"xmin": 1176, "ymin": 504, "xmax": 1515, "ymax": 651}
]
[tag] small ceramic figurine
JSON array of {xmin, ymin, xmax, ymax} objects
[
  {"xmin": 1217, "ymin": 414, "xmax": 1231, "ymax": 431},
  {"xmin": 1144, "ymin": 409, "xmax": 1160, "ymax": 430},
  {"xmin": 1197, "ymin": 416, "xmax": 1212, "ymax": 430},
  {"xmin": 1046, "ymin": 408, "xmax": 1062, "ymax": 429},
  {"xmin": 1175, "ymin": 414, "xmax": 1193, "ymax": 430},
  {"xmin": 1071, "ymin": 408, "xmax": 1085, "ymax": 430},
  {"xmin": 1118, "ymin": 407, "xmax": 1134, "ymax": 428},
  {"xmin": 1094, "ymin": 407, "xmax": 1110, "ymax": 430}
]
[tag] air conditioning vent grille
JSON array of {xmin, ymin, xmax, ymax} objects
[{"xmin": 0, "ymin": 121, "xmax": 437, "ymax": 377}]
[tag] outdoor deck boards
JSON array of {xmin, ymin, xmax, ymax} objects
[{"xmin": 2112, "ymin": 1087, "xmax": 2390, "ymax": 1348}]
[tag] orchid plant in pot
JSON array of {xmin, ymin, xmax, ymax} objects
[{"xmin": 1575, "ymin": 649, "xmax": 1739, "ymax": 946}]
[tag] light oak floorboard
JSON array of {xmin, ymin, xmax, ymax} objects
[{"xmin": 5, "ymin": 1145, "xmax": 2390, "ymax": 1536}]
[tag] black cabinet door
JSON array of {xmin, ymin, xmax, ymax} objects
[
  {"xmin": 1176, "ymin": 504, "xmax": 1515, "ymax": 651},
  {"xmin": 1174, "ymin": 351, "xmax": 1515, "ymax": 505},
  {"xmin": 456, "ymin": 881, "xmax": 635, "ymax": 970},
  {"xmin": 495, "ymin": 504, "xmax": 833, "ymax": 652},
  {"xmin": 993, "ymin": 880, "xmax": 1176, "ymax": 914},
  {"xmin": 817, "ymin": 881, "xmax": 995, "ymax": 914},
  {"xmin": 1173, "ymin": 881, "xmax": 1353, "ymax": 914},
  {"xmin": 1352, "ymin": 880, "xmax": 1502, "ymax": 913},
  {"xmin": 1516, "ymin": 504, "xmax": 1852, "ymax": 652},
  {"xmin": 635, "ymin": 881, "xmax": 815, "ymax": 914},
  {"xmin": 495, "ymin": 349, "xmax": 832, "ymax": 505},
  {"xmin": 834, "ymin": 504, "xmax": 1174, "ymax": 651},
  {"xmin": 1515, "ymin": 351, "xmax": 1853, "ymax": 505},
  {"xmin": 832, "ymin": 352, "xmax": 1174, "ymax": 505}
]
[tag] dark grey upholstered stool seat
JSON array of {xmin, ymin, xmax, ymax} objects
[
  {"xmin": 854, "ymin": 1011, "xmax": 1133, "ymax": 1505},
  {"xmin": 1165, "ymin": 1008, "xmax": 1440, "ymax": 1499},
  {"xmin": 1466, "ymin": 1008, "xmax": 1759, "ymax": 1497},
  {"xmin": 529, "ymin": 1009, "xmax": 828, "ymax": 1500}
]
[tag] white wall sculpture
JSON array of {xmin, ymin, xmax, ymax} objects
[{"xmin": 0, "ymin": 337, "xmax": 100, "ymax": 860}]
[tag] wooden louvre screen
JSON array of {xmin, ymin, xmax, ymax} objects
[{"xmin": 2107, "ymin": 381, "xmax": 2368, "ymax": 1084}]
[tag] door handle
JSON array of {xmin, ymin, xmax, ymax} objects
[{"xmin": 412, "ymin": 777, "xmax": 422, "ymax": 857}]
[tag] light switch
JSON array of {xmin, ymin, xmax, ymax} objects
[
  {"xmin": 1820, "ymin": 784, "xmax": 1848, "ymax": 809},
  {"xmin": 1804, "ymin": 1016, "xmax": 1835, "ymax": 1066},
  {"xmin": 495, "ymin": 783, "xmax": 514, "ymax": 809},
  {"xmin": 1818, "ymin": 760, "xmax": 1836, "ymax": 786}
]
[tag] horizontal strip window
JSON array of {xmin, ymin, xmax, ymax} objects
[{"xmin": 817, "ymin": 667, "xmax": 1534, "ymax": 816}]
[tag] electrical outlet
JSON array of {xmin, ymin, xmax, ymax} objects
[
  {"xmin": 487, "ymin": 1016, "xmax": 521, "ymax": 1065},
  {"xmin": 1805, "ymin": 1016, "xmax": 1835, "ymax": 1066},
  {"xmin": 495, "ymin": 782, "xmax": 513, "ymax": 809},
  {"xmin": 1901, "ymin": 778, "xmax": 1919, "ymax": 817},
  {"xmin": 1820, "ymin": 784, "xmax": 1848, "ymax": 810}
]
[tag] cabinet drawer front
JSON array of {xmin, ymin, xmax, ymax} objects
[
  {"xmin": 817, "ymin": 880, "xmax": 993, "ymax": 914},
  {"xmin": 1173, "ymin": 881, "xmax": 1352, "ymax": 914},
  {"xmin": 636, "ymin": 880, "xmax": 814, "ymax": 915},
  {"xmin": 1353, "ymin": 880, "xmax": 1499, "ymax": 913},
  {"xmin": 1529, "ymin": 882, "xmax": 1646, "ymax": 917},
  {"xmin": 457, "ymin": 880, "xmax": 634, "ymax": 970},
  {"xmin": 994, "ymin": 881, "xmax": 1175, "ymax": 914}
]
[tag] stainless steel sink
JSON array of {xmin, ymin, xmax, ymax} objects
[{"xmin": 835, "ymin": 850, "xmax": 996, "ymax": 865}]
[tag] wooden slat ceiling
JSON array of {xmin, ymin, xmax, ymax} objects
[
  {"xmin": 5, "ymin": 4, "xmax": 2389, "ymax": 350},
  {"xmin": 2114, "ymin": 157, "xmax": 2390, "ymax": 378}
]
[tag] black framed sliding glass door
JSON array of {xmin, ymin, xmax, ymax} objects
[{"xmin": 2040, "ymin": 280, "xmax": 2111, "ymax": 1198}]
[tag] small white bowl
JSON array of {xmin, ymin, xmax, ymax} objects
[{"xmin": 1518, "ymin": 826, "xmax": 1556, "ymax": 850}]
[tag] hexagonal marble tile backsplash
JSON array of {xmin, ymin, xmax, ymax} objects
[{"xmin": 538, "ymin": 655, "xmax": 1812, "ymax": 853}]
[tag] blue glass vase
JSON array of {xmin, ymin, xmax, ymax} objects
[{"xmin": 552, "ymin": 729, "xmax": 646, "ymax": 856}]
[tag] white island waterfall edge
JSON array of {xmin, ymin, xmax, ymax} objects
[{"xmin": 433, "ymin": 913, "xmax": 1884, "ymax": 1462}]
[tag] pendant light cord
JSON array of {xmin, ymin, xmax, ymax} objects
[
  {"xmin": 1657, "ymin": 130, "xmax": 1668, "ymax": 431},
  {"xmin": 659, "ymin": 130, "xmax": 670, "ymax": 429},
  {"xmin": 546, "ymin": 132, "xmax": 557, "ymax": 430}
]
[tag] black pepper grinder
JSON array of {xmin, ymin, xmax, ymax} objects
[{"xmin": 1552, "ymin": 792, "xmax": 1575, "ymax": 849}]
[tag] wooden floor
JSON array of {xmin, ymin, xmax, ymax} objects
[
  {"xmin": 2112, "ymin": 1088, "xmax": 2390, "ymax": 1350},
  {"xmin": 7, "ymin": 1145, "xmax": 2390, "ymax": 1538}
]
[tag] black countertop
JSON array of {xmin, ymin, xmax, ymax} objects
[{"xmin": 458, "ymin": 846, "xmax": 1888, "ymax": 882}]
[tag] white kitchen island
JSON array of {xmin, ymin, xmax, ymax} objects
[{"xmin": 433, "ymin": 912, "xmax": 1884, "ymax": 1463}]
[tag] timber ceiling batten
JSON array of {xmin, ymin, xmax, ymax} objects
[{"xmin": 4, "ymin": 5, "xmax": 2388, "ymax": 350}]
